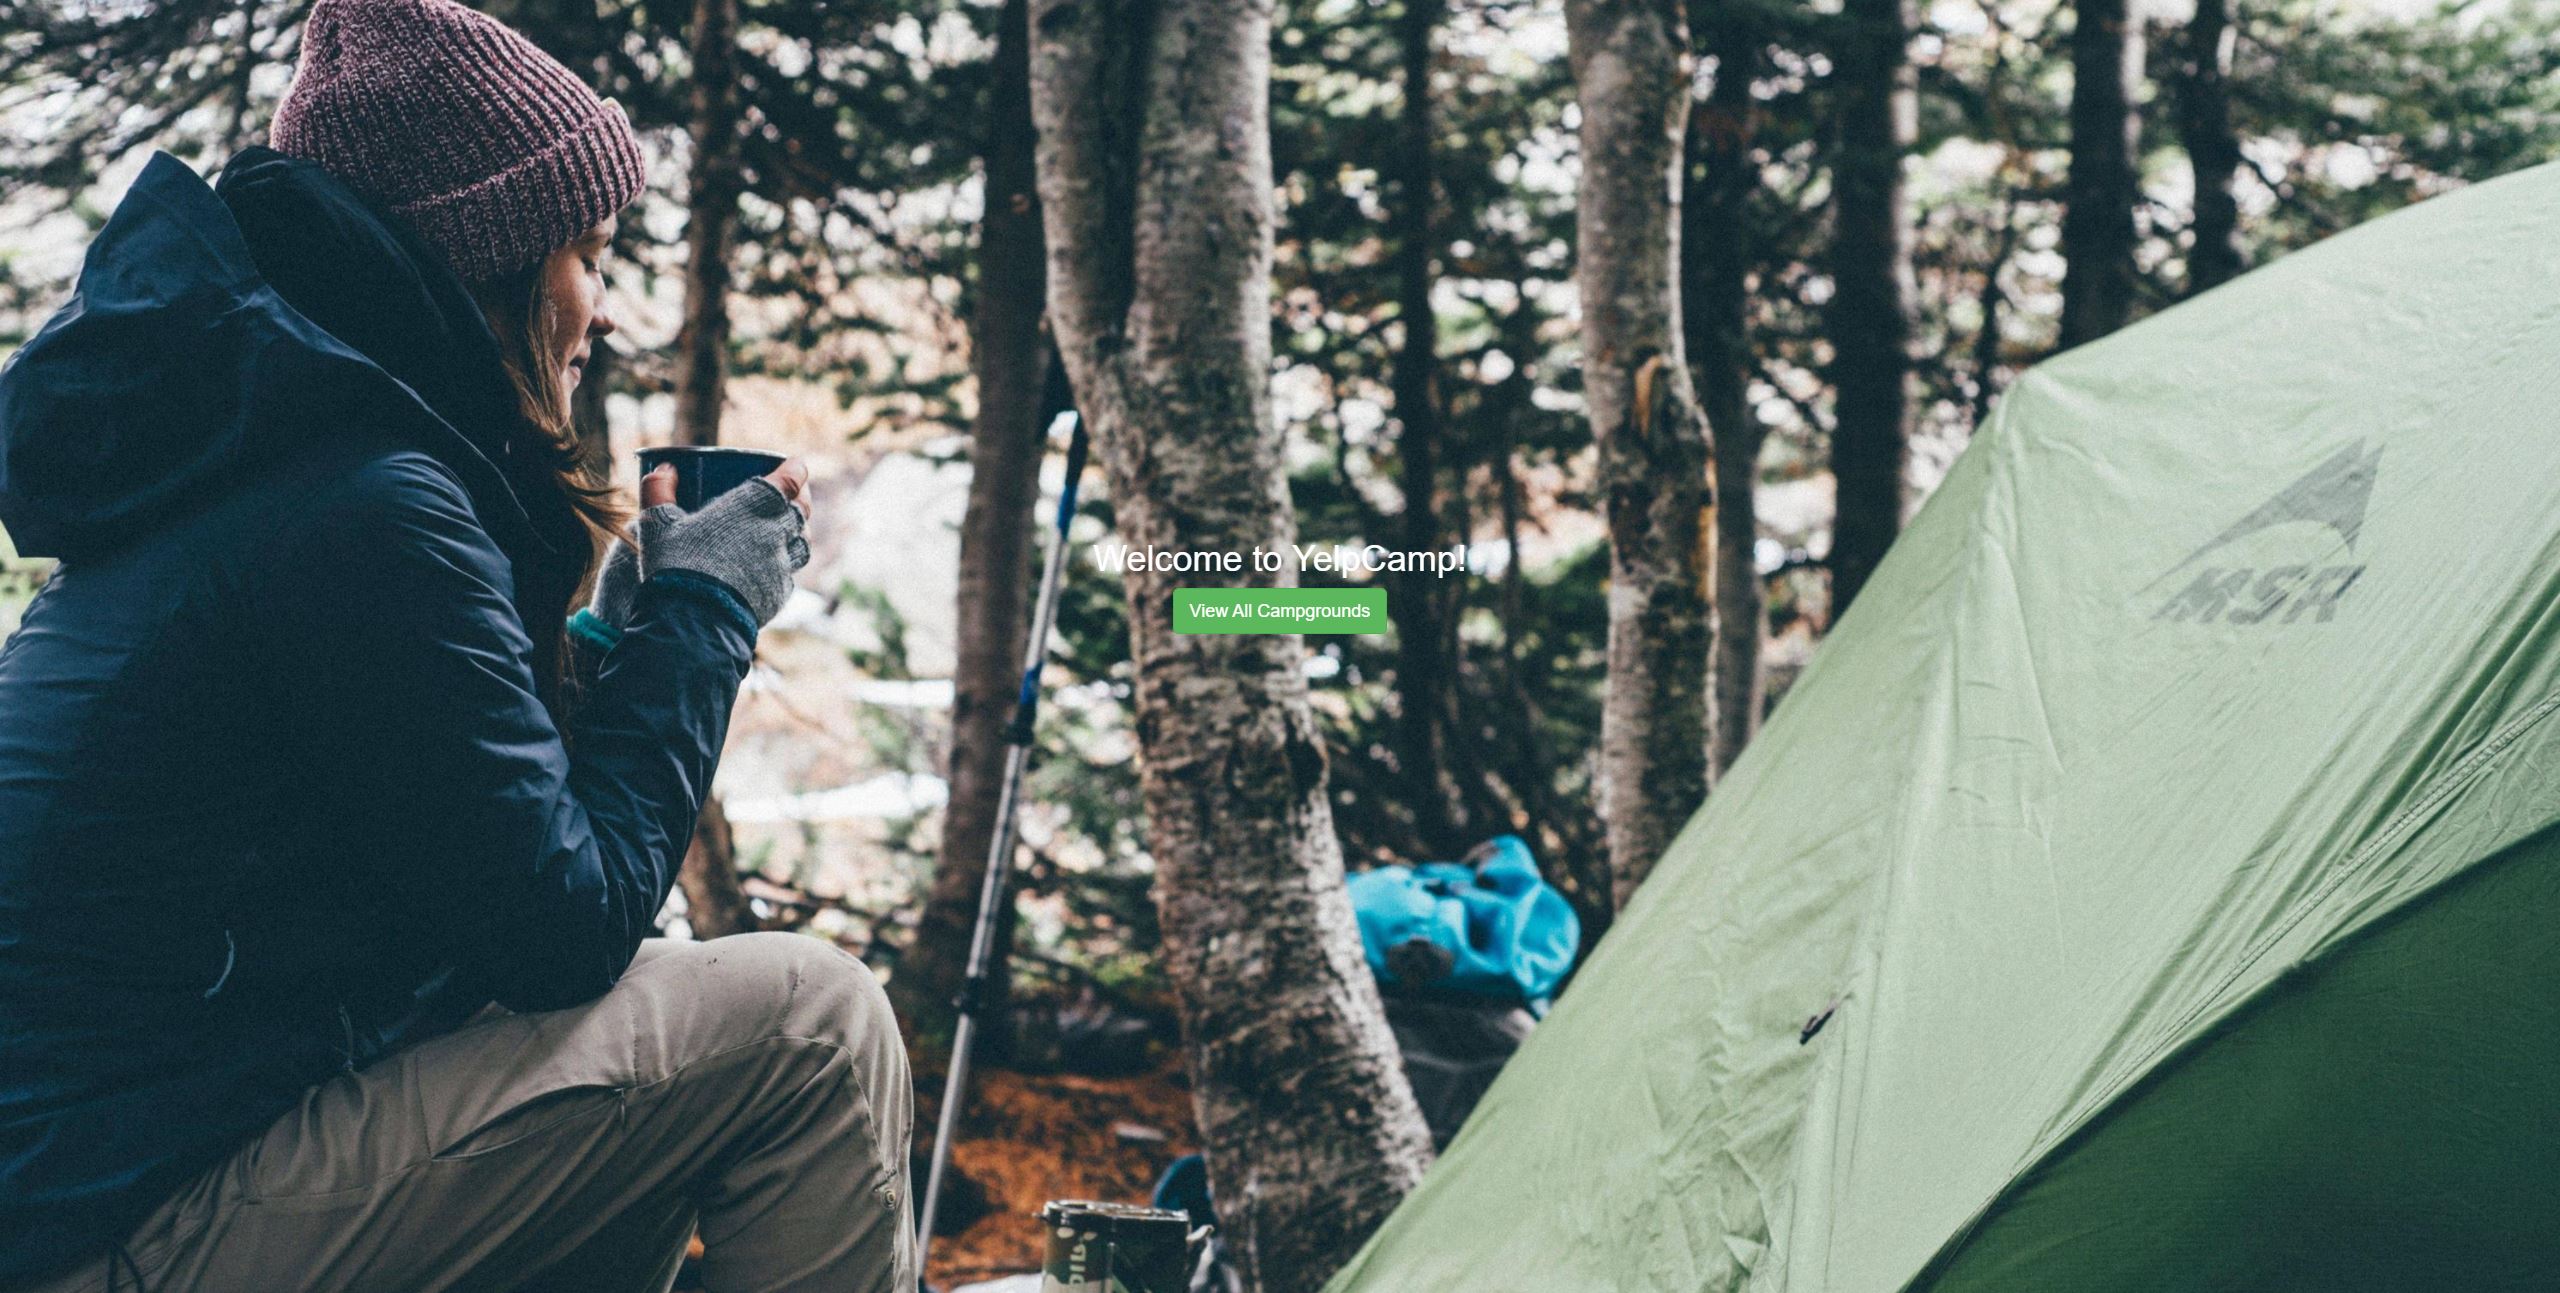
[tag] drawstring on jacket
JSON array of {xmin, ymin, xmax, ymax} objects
[{"xmin": 200, "ymin": 929, "xmax": 237, "ymax": 1000}]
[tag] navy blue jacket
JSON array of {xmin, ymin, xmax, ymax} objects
[{"xmin": 0, "ymin": 150, "xmax": 757, "ymax": 1283}]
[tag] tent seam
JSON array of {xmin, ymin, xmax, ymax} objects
[
  {"xmin": 1892, "ymin": 686, "xmax": 2560, "ymax": 1293},
  {"xmin": 2052, "ymin": 690, "xmax": 2560, "ymax": 1150},
  {"xmin": 2180, "ymin": 690, "xmax": 2560, "ymax": 1014}
]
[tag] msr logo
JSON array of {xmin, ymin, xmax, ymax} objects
[{"xmin": 2148, "ymin": 442, "xmax": 2380, "ymax": 626}]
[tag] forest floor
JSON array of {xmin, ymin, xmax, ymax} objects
[
  {"xmin": 673, "ymin": 1057, "xmax": 1195, "ymax": 1290},
  {"xmin": 922, "ymin": 1058, "xmax": 1200, "ymax": 1288}
]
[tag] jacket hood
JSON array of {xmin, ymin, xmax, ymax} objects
[{"xmin": 0, "ymin": 149, "xmax": 587, "ymax": 594}]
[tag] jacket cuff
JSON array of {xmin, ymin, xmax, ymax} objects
[
  {"xmin": 646, "ymin": 569, "xmax": 762, "ymax": 640},
  {"xmin": 566, "ymin": 607, "xmax": 623, "ymax": 652}
]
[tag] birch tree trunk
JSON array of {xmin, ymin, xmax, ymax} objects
[
  {"xmin": 1029, "ymin": 2, "xmax": 1433, "ymax": 1288},
  {"xmin": 1566, "ymin": 0, "xmax": 1714, "ymax": 909},
  {"xmin": 2177, "ymin": 0, "xmax": 2244, "ymax": 294},
  {"xmin": 2061, "ymin": 0, "xmax": 2144, "ymax": 348},
  {"xmin": 1684, "ymin": 0, "xmax": 1763, "ymax": 777},
  {"xmin": 896, "ymin": 0, "xmax": 1054, "ymax": 1036},
  {"xmin": 1827, "ymin": 0, "xmax": 1917, "ymax": 618}
]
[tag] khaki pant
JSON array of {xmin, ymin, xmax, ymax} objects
[{"xmin": 26, "ymin": 934, "xmax": 918, "ymax": 1293}]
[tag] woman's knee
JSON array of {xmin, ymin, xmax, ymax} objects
[
  {"xmin": 686, "ymin": 932, "xmax": 899, "ymax": 1054},
  {"xmin": 688, "ymin": 935, "xmax": 912, "ymax": 1164}
]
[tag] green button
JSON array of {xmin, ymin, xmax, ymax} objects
[{"xmin": 1172, "ymin": 587, "xmax": 1388, "ymax": 634}]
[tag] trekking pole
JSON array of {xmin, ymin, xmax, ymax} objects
[{"xmin": 916, "ymin": 408, "xmax": 1089, "ymax": 1278}]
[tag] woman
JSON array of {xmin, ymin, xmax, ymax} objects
[{"xmin": 0, "ymin": 1, "xmax": 915, "ymax": 1290}]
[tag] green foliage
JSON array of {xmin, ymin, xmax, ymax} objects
[
  {"xmin": 1269, "ymin": 0, "xmax": 1615, "ymax": 916},
  {"xmin": 2219, "ymin": 0, "xmax": 2560, "ymax": 241},
  {"xmin": 0, "ymin": 0, "xmax": 987, "ymax": 434},
  {"xmin": 13, "ymin": 0, "xmax": 2560, "ymax": 985},
  {"xmin": 0, "ymin": 0, "xmax": 308, "ymax": 202}
]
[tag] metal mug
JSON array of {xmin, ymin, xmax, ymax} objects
[
  {"xmin": 636, "ymin": 445, "xmax": 788, "ymax": 511},
  {"xmin": 1039, "ymin": 1200, "xmax": 1203, "ymax": 1293}
]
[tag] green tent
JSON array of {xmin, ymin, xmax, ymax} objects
[{"xmin": 1328, "ymin": 161, "xmax": 2560, "ymax": 1292}]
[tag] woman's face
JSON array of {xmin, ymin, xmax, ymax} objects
[{"xmin": 540, "ymin": 217, "xmax": 619, "ymax": 406}]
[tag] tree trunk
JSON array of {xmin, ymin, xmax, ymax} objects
[
  {"xmin": 1388, "ymin": 0, "xmax": 1464, "ymax": 852},
  {"xmin": 673, "ymin": 0, "xmax": 742, "ymax": 447},
  {"xmin": 1827, "ymin": 0, "xmax": 1916, "ymax": 619},
  {"xmin": 1566, "ymin": 0, "xmax": 1714, "ymax": 910},
  {"xmin": 670, "ymin": 0, "xmax": 756, "ymax": 939},
  {"xmin": 2060, "ymin": 0, "xmax": 2143, "ymax": 348},
  {"xmin": 1029, "ymin": 2, "xmax": 1433, "ymax": 1288},
  {"xmin": 1969, "ymin": 206, "xmax": 2019, "ymax": 430},
  {"xmin": 1684, "ymin": 0, "xmax": 1764, "ymax": 777},
  {"xmin": 895, "ymin": 0, "xmax": 1054, "ymax": 1037},
  {"xmin": 2177, "ymin": 0, "xmax": 2243, "ymax": 294},
  {"xmin": 680, "ymin": 795, "xmax": 762, "ymax": 938}
]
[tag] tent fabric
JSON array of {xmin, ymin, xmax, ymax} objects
[{"xmin": 1326, "ymin": 158, "xmax": 2560, "ymax": 1292}]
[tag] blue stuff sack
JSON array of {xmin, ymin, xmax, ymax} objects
[{"xmin": 1347, "ymin": 835, "xmax": 1580, "ymax": 1004}]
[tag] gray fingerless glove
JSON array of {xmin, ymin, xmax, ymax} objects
[{"xmin": 637, "ymin": 476, "xmax": 812, "ymax": 627}]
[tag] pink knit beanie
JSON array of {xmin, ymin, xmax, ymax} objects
[{"xmin": 270, "ymin": 0, "xmax": 645, "ymax": 283}]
